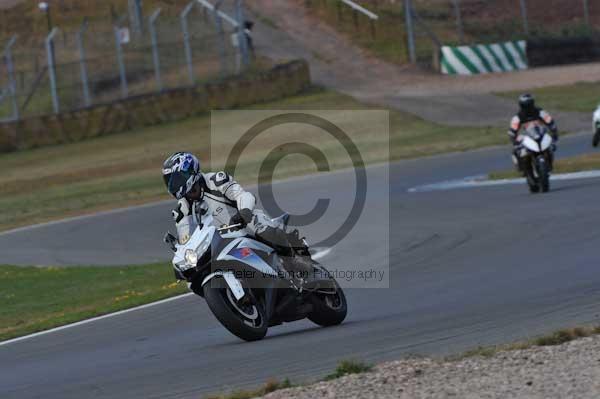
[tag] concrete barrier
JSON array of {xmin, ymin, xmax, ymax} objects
[
  {"xmin": 0, "ymin": 60, "xmax": 311, "ymax": 153},
  {"xmin": 441, "ymin": 41, "xmax": 528, "ymax": 75}
]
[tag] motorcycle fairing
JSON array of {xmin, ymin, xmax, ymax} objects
[{"xmin": 217, "ymin": 237, "xmax": 278, "ymax": 276}]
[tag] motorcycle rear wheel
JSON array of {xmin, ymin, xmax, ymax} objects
[{"xmin": 204, "ymin": 277, "xmax": 268, "ymax": 341}]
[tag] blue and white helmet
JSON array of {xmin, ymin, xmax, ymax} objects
[{"xmin": 162, "ymin": 152, "xmax": 202, "ymax": 199}]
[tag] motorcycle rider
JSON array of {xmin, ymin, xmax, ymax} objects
[
  {"xmin": 508, "ymin": 94, "xmax": 558, "ymax": 171},
  {"xmin": 162, "ymin": 152, "xmax": 312, "ymax": 277}
]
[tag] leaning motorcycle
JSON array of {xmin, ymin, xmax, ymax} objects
[
  {"xmin": 515, "ymin": 124, "xmax": 554, "ymax": 193},
  {"xmin": 164, "ymin": 208, "xmax": 347, "ymax": 341},
  {"xmin": 593, "ymin": 105, "xmax": 600, "ymax": 147}
]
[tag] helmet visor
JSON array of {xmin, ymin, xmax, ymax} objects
[{"xmin": 163, "ymin": 170, "xmax": 194, "ymax": 198}]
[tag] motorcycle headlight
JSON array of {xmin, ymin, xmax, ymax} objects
[{"xmin": 184, "ymin": 249, "xmax": 198, "ymax": 267}]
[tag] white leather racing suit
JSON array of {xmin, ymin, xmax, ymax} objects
[{"xmin": 174, "ymin": 171, "xmax": 279, "ymax": 245}]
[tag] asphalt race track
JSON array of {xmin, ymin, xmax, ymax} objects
[{"xmin": 2, "ymin": 133, "xmax": 600, "ymax": 398}]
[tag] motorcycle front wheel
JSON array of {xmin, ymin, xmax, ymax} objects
[
  {"xmin": 204, "ymin": 277, "xmax": 268, "ymax": 341},
  {"xmin": 525, "ymin": 160, "xmax": 540, "ymax": 194},
  {"xmin": 536, "ymin": 156, "xmax": 550, "ymax": 193},
  {"xmin": 593, "ymin": 129, "xmax": 600, "ymax": 147},
  {"xmin": 307, "ymin": 277, "xmax": 347, "ymax": 327}
]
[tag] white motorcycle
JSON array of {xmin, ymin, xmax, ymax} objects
[
  {"xmin": 515, "ymin": 124, "xmax": 555, "ymax": 193},
  {"xmin": 163, "ymin": 208, "xmax": 347, "ymax": 341},
  {"xmin": 593, "ymin": 104, "xmax": 600, "ymax": 147}
]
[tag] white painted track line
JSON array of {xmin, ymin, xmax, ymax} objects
[
  {"xmin": 408, "ymin": 170, "xmax": 600, "ymax": 193},
  {"xmin": 0, "ymin": 248, "xmax": 333, "ymax": 346}
]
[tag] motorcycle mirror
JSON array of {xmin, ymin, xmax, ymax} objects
[{"xmin": 164, "ymin": 232, "xmax": 177, "ymax": 252}]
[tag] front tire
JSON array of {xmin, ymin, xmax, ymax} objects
[
  {"xmin": 593, "ymin": 129, "xmax": 600, "ymax": 147},
  {"xmin": 204, "ymin": 277, "xmax": 268, "ymax": 341},
  {"xmin": 537, "ymin": 157, "xmax": 550, "ymax": 193},
  {"xmin": 308, "ymin": 278, "xmax": 347, "ymax": 327},
  {"xmin": 525, "ymin": 162, "xmax": 540, "ymax": 194}
]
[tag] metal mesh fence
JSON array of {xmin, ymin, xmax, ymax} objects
[
  {"xmin": 306, "ymin": 0, "xmax": 598, "ymax": 65},
  {"xmin": 0, "ymin": 0, "xmax": 249, "ymax": 121}
]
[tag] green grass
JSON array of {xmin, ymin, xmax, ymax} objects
[
  {"xmin": 489, "ymin": 151, "xmax": 600, "ymax": 180},
  {"xmin": 0, "ymin": 0, "xmax": 185, "ymax": 40},
  {"xmin": 206, "ymin": 360, "xmax": 371, "ymax": 399},
  {"xmin": 305, "ymin": 1, "xmax": 597, "ymax": 67},
  {"xmin": 304, "ymin": 0, "xmax": 450, "ymax": 65},
  {"xmin": 497, "ymin": 81, "xmax": 600, "ymax": 113},
  {"xmin": 205, "ymin": 379, "xmax": 294, "ymax": 399},
  {"xmin": 0, "ymin": 263, "xmax": 187, "ymax": 342},
  {"xmin": 447, "ymin": 325, "xmax": 600, "ymax": 361},
  {"xmin": 0, "ymin": 86, "xmax": 505, "ymax": 233},
  {"xmin": 324, "ymin": 359, "xmax": 373, "ymax": 380}
]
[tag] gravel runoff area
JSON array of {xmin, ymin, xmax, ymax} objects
[{"xmin": 261, "ymin": 335, "xmax": 600, "ymax": 399}]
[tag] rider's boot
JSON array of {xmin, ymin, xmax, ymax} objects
[
  {"xmin": 512, "ymin": 151, "xmax": 524, "ymax": 174},
  {"xmin": 548, "ymin": 150, "xmax": 555, "ymax": 172},
  {"xmin": 257, "ymin": 227, "xmax": 315, "ymax": 284}
]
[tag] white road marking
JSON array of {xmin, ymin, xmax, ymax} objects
[
  {"xmin": 408, "ymin": 170, "xmax": 600, "ymax": 193},
  {"xmin": 0, "ymin": 200, "xmax": 171, "ymax": 237},
  {"xmin": 312, "ymin": 247, "xmax": 332, "ymax": 260},
  {"xmin": 0, "ymin": 293, "xmax": 195, "ymax": 347},
  {"xmin": 0, "ymin": 247, "xmax": 334, "ymax": 347}
]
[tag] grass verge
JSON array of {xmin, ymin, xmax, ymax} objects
[
  {"xmin": 0, "ymin": 86, "xmax": 505, "ymax": 233},
  {"xmin": 323, "ymin": 359, "xmax": 373, "ymax": 381},
  {"xmin": 489, "ymin": 151, "xmax": 600, "ymax": 180},
  {"xmin": 206, "ymin": 379, "xmax": 294, "ymax": 399},
  {"xmin": 0, "ymin": 263, "xmax": 187, "ymax": 342},
  {"xmin": 205, "ymin": 359, "xmax": 372, "ymax": 399},
  {"xmin": 303, "ymin": 0, "xmax": 450, "ymax": 65},
  {"xmin": 447, "ymin": 325, "xmax": 600, "ymax": 361},
  {"xmin": 496, "ymin": 81, "xmax": 600, "ymax": 113},
  {"xmin": 207, "ymin": 326, "xmax": 600, "ymax": 399}
]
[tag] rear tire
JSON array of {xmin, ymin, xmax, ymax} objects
[
  {"xmin": 307, "ymin": 278, "xmax": 347, "ymax": 327},
  {"xmin": 204, "ymin": 277, "xmax": 268, "ymax": 341}
]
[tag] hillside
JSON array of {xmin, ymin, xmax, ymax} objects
[
  {"xmin": 0, "ymin": 0, "xmax": 188, "ymax": 40},
  {"xmin": 305, "ymin": 0, "xmax": 599, "ymax": 65}
]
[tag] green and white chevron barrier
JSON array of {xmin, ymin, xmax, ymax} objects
[{"xmin": 441, "ymin": 41, "xmax": 527, "ymax": 75}]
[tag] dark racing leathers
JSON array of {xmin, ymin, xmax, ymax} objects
[
  {"xmin": 172, "ymin": 171, "xmax": 312, "ymax": 276},
  {"xmin": 508, "ymin": 107, "xmax": 558, "ymax": 171}
]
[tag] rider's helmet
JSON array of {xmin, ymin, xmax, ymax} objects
[
  {"xmin": 162, "ymin": 152, "xmax": 203, "ymax": 200},
  {"xmin": 519, "ymin": 93, "xmax": 535, "ymax": 111}
]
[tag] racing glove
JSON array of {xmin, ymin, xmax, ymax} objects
[
  {"xmin": 230, "ymin": 208, "xmax": 253, "ymax": 227},
  {"xmin": 172, "ymin": 198, "xmax": 192, "ymax": 223}
]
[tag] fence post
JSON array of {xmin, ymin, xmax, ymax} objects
[
  {"xmin": 519, "ymin": 0, "xmax": 529, "ymax": 36},
  {"xmin": 46, "ymin": 28, "xmax": 60, "ymax": 114},
  {"xmin": 129, "ymin": 0, "xmax": 144, "ymax": 37},
  {"xmin": 114, "ymin": 26, "xmax": 128, "ymax": 98},
  {"xmin": 181, "ymin": 1, "xmax": 196, "ymax": 85},
  {"xmin": 235, "ymin": 0, "xmax": 250, "ymax": 67},
  {"xmin": 149, "ymin": 8, "xmax": 162, "ymax": 91},
  {"xmin": 214, "ymin": 0, "xmax": 228, "ymax": 77},
  {"xmin": 404, "ymin": 0, "xmax": 416, "ymax": 64},
  {"xmin": 451, "ymin": 0, "xmax": 464, "ymax": 44},
  {"xmin": 583, "ymin": 0, "xmax": 590, "ymax": 29},
  {"xmin": 4, "ymin": 35, "xmax": 19, "ymax": 120},
  {"xmin": 76, "ymin": 20, "xmax": 91, "ymax": 107}
]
